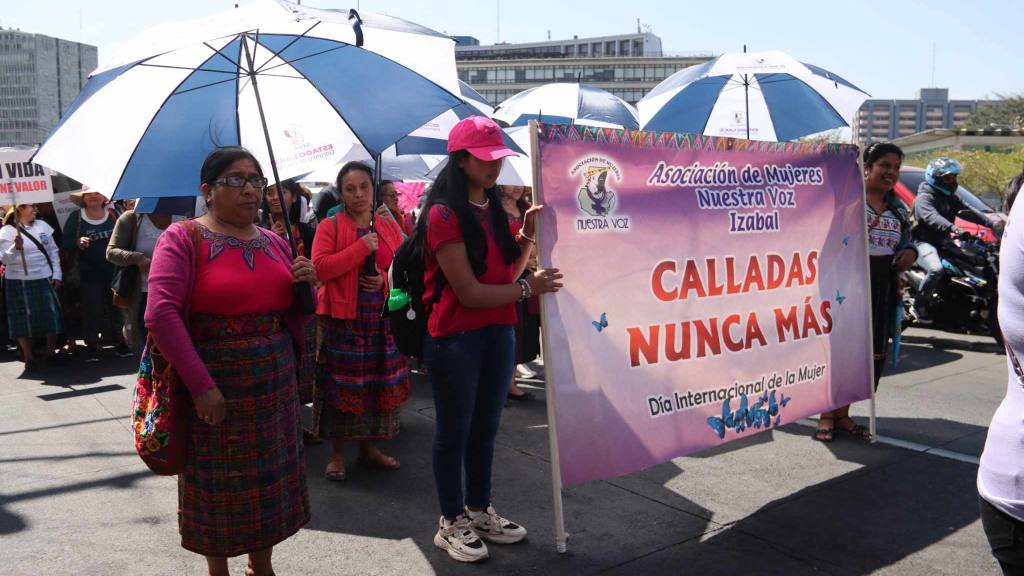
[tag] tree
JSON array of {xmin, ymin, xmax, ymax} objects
[
  {"xmin": 904, "ymin": 145, "xmax": 1024, "ymax": 207},
  {"xmin": 962, "ymin": 94, "xmax": 1024, "ymax": 130}
]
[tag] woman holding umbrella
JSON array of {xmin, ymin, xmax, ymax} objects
[
  {"xmin": 311, "ymin": 161, "xmax": 410, "ymax": 481},
  {"xmin": 145, "ymin": 147, "xmax": 315, "ymax": 576},
  {"xmin": 0, "ymin": 204, "xmax": 63, "ymax": 370}
]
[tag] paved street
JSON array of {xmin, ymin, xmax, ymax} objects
[{"xmin": 0, "ymin": 327, "xmax": 1007, "ymax": 575}]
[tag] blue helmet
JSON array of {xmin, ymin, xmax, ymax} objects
[{"xmin": 925, "ymin": 157, "xmax": 963, "ymax": 195}]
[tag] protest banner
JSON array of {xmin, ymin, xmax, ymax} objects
[
  {"xmin": 0, "ymin": 147, "xmax": 56, "ymax": 206},
  {"xmin": 533, "ymin": 124, "xmax": 872, "ymax": 530}
]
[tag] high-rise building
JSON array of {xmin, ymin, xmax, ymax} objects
[
  {"xmin": 455, "ymin": 32, "xmax": 713, "ymax": 107},
  {"xmin": 857, "ymin": 88, "xmax": 999, "ymax": 144},
  {"xmin": 0, "ymin": 29, "xmax": 98, "ymax": 147}
]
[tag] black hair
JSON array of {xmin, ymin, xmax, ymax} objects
[
  {"xmin": 262, "ymin": 178, "xmax": 303, "ymax": 225},
  {"xmin": 335, "ymin": 161, "xmax": 374, "ymax": 191},
  {"xmin": 421, "ymin": 150, "xmax": 520, "ymax": 276},
  {"xmin": 503, "ymin": 185, "xmax": 531, "ymax": 217},
  {"xmin": 200, "ymin": 147, "xmax": 263, "ymax": 184},
  {"xmin": 863, "ymin": 142, "xmax": 904, "ymax": 168}
]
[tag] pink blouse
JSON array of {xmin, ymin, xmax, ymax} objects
[{"xmin": 145, "ymin": 221, "xmax": 306, "ymax": 396}]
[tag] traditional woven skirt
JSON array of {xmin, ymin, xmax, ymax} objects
[
  {"xmin": 297, "ymin": 316, "xmax": 317, "ymax": 404},
  {"xmin": 313, "ymin": 289, "xmax": 410, "ymax": 441},
  {"xmin": 178, "ymin": 312, "xmax": 309, "ymax": 557},
  {"xmin": 4, "ymin": 278, "xmax": 63, "ymax": 339}
]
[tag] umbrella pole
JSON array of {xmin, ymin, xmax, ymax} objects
[
  {"xmin": 361, "ymin": 154, "xmax": 383, "ymax": 276},
  {"xmin": 744, "ymin": 74, "xmax": 751, "ymax": 140},
  {"xmin": 243, "ymin": 36, "xmax": 316, "ymax": 313},
  {"xmin": 243, "ymin": 40, "xmax": 297, "ymax": 258}
]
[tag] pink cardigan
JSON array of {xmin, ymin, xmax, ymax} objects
[{"xmin": 144, "ymin": 222, "xmax": 308, "ymax": 396}]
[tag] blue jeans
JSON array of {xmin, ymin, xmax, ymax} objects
[{"xmin": 424, "ymin": 325, "xmax": 515, "ymax": 519}]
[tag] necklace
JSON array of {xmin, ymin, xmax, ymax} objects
[{"xmin": 469, "ymin": 198, "xmax": 490, "ymax": 209}]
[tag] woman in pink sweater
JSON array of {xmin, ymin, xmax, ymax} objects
[
  {"xmin": 145, "ymin": 147, "xmax": 316, "ymax": 576},
  {"xmin": 311, "ymin": 161, "xmax": 409, "ymax": 482}
]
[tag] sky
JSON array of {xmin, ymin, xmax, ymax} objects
[{"xmin": 8, "ymin": 0, "xmax": 1022, "ymax": 100}]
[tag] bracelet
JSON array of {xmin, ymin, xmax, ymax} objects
[
  {"xmin": 517, "ymin": 278, "xmax": 532, "ymax": 301},
  {"xmin": 518, "ymin": 230, "xmax": 536, "ymax": 244}
]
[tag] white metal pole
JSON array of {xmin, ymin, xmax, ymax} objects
[
  {"xmin": 855, "ymin": 144, "xmax": 878, "ymax": 442},
  {"xmin": 530, "ymin": 120, "xmax": 569, "ymax": 553}
]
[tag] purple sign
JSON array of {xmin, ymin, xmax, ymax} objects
[{"xmin": 535, "ymin": 125, "xmax": 872, "ymax": 486}]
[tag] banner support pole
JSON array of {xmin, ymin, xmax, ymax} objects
[
  {"xmin": 854, "ymin": 140, "xmax": 879, "ymax": 443},
  {"xmin": 530, "ymin": 120, "xmax": 569, "ymax": 553}
]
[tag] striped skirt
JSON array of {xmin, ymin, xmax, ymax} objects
[
  {"xmin": 313, "ymin": 289, "xmax": 410, "ymax": 441},
  {"xmin": 178, "ymin": 313, "xmax": 310, "ymax": 557},
  {"xmin": 4, "ymin": 278, "xmax": 63, "ymax": 339}
]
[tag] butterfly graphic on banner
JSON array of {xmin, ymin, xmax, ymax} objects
[
  {"xmin": 592, "ymin": 312, "xmax": 608, "ymax": 333},
  {"xmin": 706, "ymin": 390, "xmax": 792, "ymax": 439}
]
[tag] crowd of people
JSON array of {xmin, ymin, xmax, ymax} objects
[
  {"xmin": 5, "ymin": 113, "xmax": 1024, "ymax": 572},
  {"xmin": 8, "ymin": 116, "xmax": 556, "ymax": 575}
]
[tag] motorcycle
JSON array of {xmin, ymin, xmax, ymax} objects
[{"xmin": 901, "ymin": 230, "xmax": 1002, "ymax": 346}]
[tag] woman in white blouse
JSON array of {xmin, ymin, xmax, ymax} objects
[{"xmin": 0, "ymin": 205, "xmax": 63, "ymax": 370}]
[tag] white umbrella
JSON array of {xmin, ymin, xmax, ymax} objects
[
  {"xmin": 33, "ymin": 0, "xmax": 463, "ymax": 204},
  {"xmin": 492, "ymin": 83, "xmax": 639, "ymax": 129}
]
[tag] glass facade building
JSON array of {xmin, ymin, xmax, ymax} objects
[
  {"xmin": 0, "ymin": 29, "xmax": 98, "ymax": 147},
  {"xmin": 857, "ymin": 88, "xmax": 998, "ymax": 144},
  {"xmin": 455, "ymin": 33, "xmax": 713, "ymax": 106}
]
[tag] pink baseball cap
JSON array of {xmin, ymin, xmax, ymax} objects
[{"xmin": 447, "ymin": 116, "xmax": 519, "ymax": 161}]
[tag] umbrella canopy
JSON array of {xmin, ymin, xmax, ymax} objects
[
  {"xmin": 492, "ymin": 83, "xmax": 639, "ymax": 130},
  {"xmin": 392, "ymin": 81, "xmax": 498, "ymax": 156},
  {"xmin": 638, "ymin": 50, "xmax": 869, "ymax": 142},
  {"xmin": 135, "ymin": 196, "xmax": 199, "ymax": 215},
  {"xmin": 33, "ymin": 0, "xmax": 463, "ymax": 201},
  {"xmin": 297, "ymin": 145, "xmax": 444, "ymax": 183}
]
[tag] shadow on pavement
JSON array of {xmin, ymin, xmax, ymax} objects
[
  {"xmin": 301, "ymin": 377, "xmax": 715, "ymax": 575},
  {"xmin": 0, "ymin": 469, "xmax": 153, "ymax": 536},
  {"xmin": 887, "ymin": 342, "xmax": 963, "ymax": 376},
  {"xmin": 902, "ymin": 332, "xmax": 1004, "ymax": 355}
]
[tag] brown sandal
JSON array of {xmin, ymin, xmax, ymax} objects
[
  {"xmin": 357, "ymin": 453, "xmax": 401, "ymax": 471},
  {"xmin": 324, "ymin": 458, "xmax": 347, "ymax": 481},
  {"xmin": 813, "ymin": 417, "xmax": 834, "ymax": 443},
  {"xmin": 835, "ymin": 416, "xmax": 872, "ymax": 440}
]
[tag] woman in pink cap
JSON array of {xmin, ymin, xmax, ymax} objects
[{"xmin": 421, "ymin": 116, "xmax": 563, "ymax": 563}]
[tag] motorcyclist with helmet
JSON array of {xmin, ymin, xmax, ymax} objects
[{"xmin": 912, "ymin": 157, "xmax": 998, "ymax": 321}]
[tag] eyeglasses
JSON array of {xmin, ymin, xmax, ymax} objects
[{"xmin": 212, "ymin": 175, "xmax": 268, "ymax": 189}]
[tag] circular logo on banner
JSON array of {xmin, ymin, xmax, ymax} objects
[{"xmin": 571, "ymin": 157, "xmax": 622, "ymax": 218}]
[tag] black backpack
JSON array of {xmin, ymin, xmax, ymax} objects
[{"xmin": 387, "ymin": 210, "xmax": 445, "ymax": 358}]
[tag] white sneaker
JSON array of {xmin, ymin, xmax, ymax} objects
[
  {"xmin": 467, "ymin": 506, "xmax": 527, "ymax": 544},
  {"xmin": 434, "ymin": 514, "xmax": 489, "ymax": 563}
]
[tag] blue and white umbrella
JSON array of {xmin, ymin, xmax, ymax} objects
[
  {"xmin": 492, "ymin": 83, "xmax": 639, "ymax": 130},
  {"xmin": 33, "ymin": 0, "xmax": 463, "ymax": 203},
  {"xmin": 639, "ymin": 50, "xmax": 870, "ymax": 142},
  {"xmin": 393, "ymin": 81, "xmax": 497, "ymax": 156}
]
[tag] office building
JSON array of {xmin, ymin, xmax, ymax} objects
[
  {"xmin": 455, "ymin": 32, "xmax": 713, "ymax": 106},
  {"xmin": 0, "ymin": 29, "xmax": 98, "ymax": 147},
  {"xmin": 857, "ymin": 88, "xmax": 998, "ymax": 144}
]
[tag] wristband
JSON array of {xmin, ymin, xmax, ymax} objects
[{"xmin": 518, "ymin": 230, "xmax": 536, "ymax": 244}]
